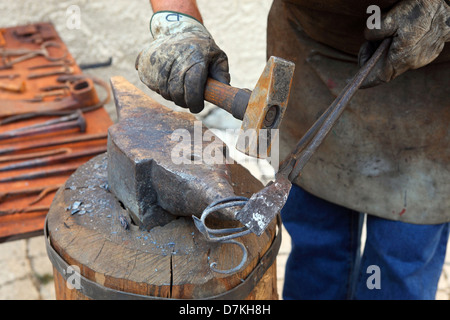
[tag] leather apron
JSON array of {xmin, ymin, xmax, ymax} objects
[{"xmin": 268, "ymin": 0, "xmax": 450, "ymax": 224}]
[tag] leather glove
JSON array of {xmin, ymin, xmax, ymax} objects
[
  {"xmin": 359, "ymin": 0, "xmax": 450, "ymax": 88},
  {"xmin": 135, "ymin": 11, "xmax": 230, "ymax": 113}
]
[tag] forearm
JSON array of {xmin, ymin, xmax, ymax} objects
[{"xmin": 149, "ymin": 0, "xmax": 202, "ymax": 22}]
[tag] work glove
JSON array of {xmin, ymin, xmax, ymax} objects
[
  {"xmin": 135, "ymin": 11, "xmax": 230, "ymax": 113},
  {"xmin": 359, "ymin": 0, "xmax": 450, "ymax": 88}
]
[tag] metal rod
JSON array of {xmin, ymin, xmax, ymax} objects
[
  {"xmin": 0, "ymin": 163, "xmax": 80, "ymax": 183},
  {"xmin": 0, "ymin": 148, "xmax": 69, "ymax": 163},
  {"xmin": 0, "ymin": 184, "xmax": 62, "ymax": 204},
  {"xmin": 0, "ymin": 206, "xmax": 50, "ymax": 217},
  {"xmin": 0, "ymin": 132, "xmax": 107, "ymax": 155},
  {"xmin": 0, "ymin": 145, "xmax": 106, "ymax": 172},
  {"xmin": 3, "ymin": 111, "xmax": 79, "ymax": 134},
  {"xmin": 0, "ymin": 111, "xmax": 86, "ymax": 141}
]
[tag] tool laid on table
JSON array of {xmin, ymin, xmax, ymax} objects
[
  {"xmin": 0, "ymin": 74, "xmax": 20, "ymax": 80},
  {"xmin": 0, "ymin": 41, "xmax": 67, "ymax": 70},
  {"xmin": 0, "ymin": 132, "xmax": 107, "ymax": 155},
  {"xmin": 0, "ymin": 163, "xmax": 82, "ymax": 183},
  {"xmin": 28, "ymin": 59, "xmax": 73, "ymax": 70},
  {"xmin": 27, "ymin": 66, "xmax": 74, "ymax": 79},
  {"xmin": 0, "ymin": 110, "xmax": 86, "ymax": 141},
  {"xmin": 0, "ymin": 148, "xmax": 69, "ymax": 164},
  {"xmin": 193, "ymin": 38, "xmax": 392, "ymax": 243},
  {"xmin": 0, "ymin": 80, "xmax": 25, "ymax": 93},
  {"xmin": 0, "ymin": 75, "xmax": 110, "ymax": 125},
  {"xmin": 0, "ymin": 145, "xmax": 106, "ymax": 172},
  {"xmin": 23, "ymin": 88, "xmax": 68, "ymax": 102},
  {"xmin": 0, "ymin": 206, "xmax": 51, "ymax": 217},
  {"xmin": 0, "ymin": 184, "xmax": 62, "ymax": 204},
  {"xmin": 12, "ymin": 23, "xmax": 58, "ymax": 44},
  {"xmin": 0, "ymin": 77, "xmax": 99, "ymax": 118},
  {"xmin": 0, "ymin": 22, "xmax": 113, "ymax": 245}
]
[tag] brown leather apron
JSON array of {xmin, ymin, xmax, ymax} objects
[{"xmin": 268, "ymin": 0, "xmax": 450, "ymax": 224}]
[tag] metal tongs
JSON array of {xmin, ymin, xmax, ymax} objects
[{"xmin": 194, "ymin": 38, "xmax": 391, "ymax": 274}]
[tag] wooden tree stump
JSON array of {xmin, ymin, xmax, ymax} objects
[{"xmin": 46, "ymin": 154, "xmax": 280, "ymax": 300}]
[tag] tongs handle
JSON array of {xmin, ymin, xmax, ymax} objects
[{"xmin": 279, "ymin": 38, "xmax": 391, "ymax": 181}]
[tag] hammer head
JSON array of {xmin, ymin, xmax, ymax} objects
[{"xmin": 236, "ymin": 56, "xmax": 295, "ymax": 158}]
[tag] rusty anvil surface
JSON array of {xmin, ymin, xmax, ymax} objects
[{"xmin": 108, "ymin": 76, "xmax": 237, "ymax": 229}]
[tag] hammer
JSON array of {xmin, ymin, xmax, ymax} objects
[{"xmin": 204, "ymin": 56, "xmax": 294, "ymax": 158}]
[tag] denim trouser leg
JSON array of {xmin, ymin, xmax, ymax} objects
[
  {"xmin": 281, "ymin": 185, "xmax": 364, "ymax": 300},
  {"xmin": 282, "ymin": 184, "xmax": 450, "ymax": 300},
  {"xmin": 354, "ymin": 215, "xmax": 449, "ymax": 300}
]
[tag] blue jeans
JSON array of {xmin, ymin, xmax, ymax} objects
[{"xmin": 282, "ymin": 185, "xmax": 450, "ymax": 300}]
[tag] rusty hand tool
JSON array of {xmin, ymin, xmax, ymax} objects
[
  {"xmin": 23, "ymin": 89, "xmax": 68, "ymax": 102},
  {"xmin": 0, "ymin": 184, "xmax": 62, "ymax": 204},
  {"xmin": 0, "ymin": 75, "xmax": 110, "ymax": 125},
  {"xmin": 0, "ymin": 77, "xmax": 99, "ymax": 119},
  {"xmin": 0, "ymin": 163, "xmax": 81, "ymax": 183},
  {"xmin": 0, "ymin": 145, "xmax": 106, "ymax": 172},
  {"xmin": 0, "ymin": 148, "xmax": 69, "ymax": 163},
  {"xmin": 218, "ymin": 38, "xmax": 391, "ymax": 237},
  {"xmin": 0, "ymin": 41, "xmax": 67, "ymax": 70},
  {"xmin": 0, "ymin": 80, "xmax": 25, "ymax": 93},
  {"xmin": 0, "ymin": 74, "xmax": 20, "ymax": 80},
  {"xmin": 0, "ymin": 110, "xmax": 86, "ymax": 142},
  {"xmin": 4, "ymin": 111, "xmax": 80, "ymax": 132},
  {"xmin": 0, "ymin": 132, "xmax": 107, "ymax": 155},
  {"xmin": 203, "ymin": 56, "xmax": 295, "ymax": 158},
  {"xmin": 28, "ymin": 59, "xmax": 73, "ymax": 70},
  {"xmin": 27, "ymin": 66, "xmax": 74, "ymax": 79},
  {"xmin": 0, "ymin": 206, "xmax": 50, "ymax": 217},
  {"xmin": 12, "ymin": 23, "xmax": 57, "ymax": 44}
]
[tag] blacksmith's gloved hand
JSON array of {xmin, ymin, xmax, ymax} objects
[
  {"xmin": 135, "ymin": 11, "xmax": 230, "ymax": 113},
  {"xmin": 359, "ymin": 0, "xmax": 450, "ymax": 88}
]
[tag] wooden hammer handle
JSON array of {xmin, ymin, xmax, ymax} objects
[{"xmin": 204, "ymin": 78, "xmax": 251, "ymax": 120}]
